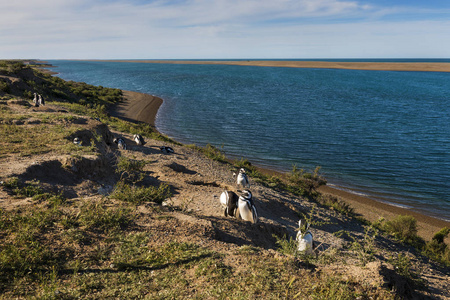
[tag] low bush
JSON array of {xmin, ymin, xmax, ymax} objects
[
  {"xmin": 382, "ymin": 215, "xmax": 425, "ymax": 248},
  {"xmin": 116, "ymin": 156, "xmax": 146, "ymax": 184},
  {"xmin": 0, "ymin": 80, "xmax": 10, "ymax": 93},
  {"xmin": 423, "ymin": 227, "xmax": 450, "ymax": 266}
]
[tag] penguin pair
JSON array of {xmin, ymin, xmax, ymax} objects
[
  {"xmin": 32, "ymin": 93, "xmax": 45, "ymax": 107},
  {"xmin": 220, "ymin": 189, "xmax": 258, "ymax": 223}
]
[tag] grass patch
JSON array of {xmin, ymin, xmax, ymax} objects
[
  {"xmin": 110, "ymin": 182, "xmax": 172, "ymax": 205},
  {"xmin": 77, "ymin": 199, "xmax": 133, "ymax": 232}
]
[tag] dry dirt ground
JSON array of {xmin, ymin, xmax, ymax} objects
[{"xmin": 1, "ymin": 100, "xmax": 449, "ymax": 299}]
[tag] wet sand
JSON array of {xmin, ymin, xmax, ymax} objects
[
  {"xmin": 97, "ymin": 60, "xmax": 450, "ymax": 73},
  {"xmin": 110, "ymin": 89, "xmax": 449, "ymax": 242},
  {"xmin": 110, "ymin": 90, "xmax": 162, "ymax": 126}
]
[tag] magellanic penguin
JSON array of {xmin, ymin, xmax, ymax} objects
[
  {"xmin": 134, "ymin": 134, "xmax": 145, "ymax": 146},
  {"xmin": 114, "ymin": 137, "xmax": 127, "ymax": 150},
  {"xmin": 160, "ymin": 146, "xmax": 174, "ymax": 154},
  {"xmin": 219, "ymin": 190, "xmax": 239, "ymax": 217},
  {"xmin": 38, "ymin": 94, "xmax": 45, "ymax": 106},
  {"xmin": 73, "ymin": 137, "xmax": 81, "ymax": 146},
  {"xmin": 236, "ymin": 168, "xmax": 250, "ymax": 188},
  {"xmin": 236, "ymin": 190, "xmax": 258, "ymax": 223},
  {"xmin": 296, "ymin": 220, "xmax": 314, "ymax": 255},
  {"xmin": 32, "ymin": 93, "xmax": 39, "ymax": 107}
]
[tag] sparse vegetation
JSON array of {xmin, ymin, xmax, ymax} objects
[
  {"xmin": 349, "ymin": 225, "xmax": 378, "ymax": 266},
  {"xmin": 187, "ymin": 143, "xmax": 227, "ymax": 163},
  {"xmin": 376, "ymin": 215, "xmax": 425, "ymax": 248},
  {"xmin": 110, "ymin": 181, "xmax": 172, "ymax": 205},
  {"xmin": 423, "ymin": 227, "xmax": 450, "ymax": 266}
]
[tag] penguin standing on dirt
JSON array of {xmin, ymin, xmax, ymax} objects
[
  {"xmin": 235, "ymin": 168, "xmax": 250, "ymax": 188},
  {"xmin": 219, "ymin": 190, "xmax": 239, "ymax": 217},
  {"xmin": 236, "ymin": 190, "xmax": 258, "ymax": 223},
  {"xmin": 38, "ymin": 94, "xmax": 45, "ymax": 106},
  {"xmin": 133, "ymin": 134, "xmax": 145, "ymax": 146},
  {"xmin": 32, "ymin": 93, "xmax": 39, "ymax": 107},
  {"xmin": 114, "ymin": 137, "xmax": 127, "ymax": 150},
  {"xmin": 296, "ymin": 220, "xmax": 314, "ymax": 255}
]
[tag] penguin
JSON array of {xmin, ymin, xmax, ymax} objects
[
  {"xmin": 160, "ymin": 146, "xmax": 174, "ymax": 154},
  {"xmin": 219, "ymin": 190, "xmax": 239, "ymax": 217},
  {"xmin": 38, "ymin": 94, "xmax": 44, "ymax": 106},
  {"xmin": 114, "ymin": 137, "xmax": 127, "ymax": 150},
  {"xmin": 32, "ymin": 93, "xmax": 39, "ymax": 107},
  {"xmin": 296, "ymin": 220, "xmax": 314, "ymax": 255},
  {"xmin": 73, "ymin": 137, "xmax": 81, "ymax": 146},
  {"xmin": 236, "ymin": 190, "xmax": 258, "ymax": 223},
  {"xmin": 236, "ymin": 168, "xmax": 250, "ymax": 188},
  {"xmin": 133, "ymin": 134, "xmax": 145, "ymax": 146}
]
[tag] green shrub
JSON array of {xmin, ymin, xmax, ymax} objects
[
  {"xmin": 318, "ymin": 194, "xmax": 354, "ymax": 216},
  {"xmin": 287, "ymin": 165, "xmax": 327, "ymax": 196},
  {"xmin": 0, "ymin": 80, "xmax": 10, "ymax": 93},
  {"xmin": 388, "ymin": 252, "xmax": 425, "ymax": 287},
  {"xmin": 188, "ymin": 143, "xmax": 227, "ymax": 163},
  {"xmin": 116, "ymin": 156, "xmax": 146, "ymax": 184},
  {"xmin": 383, "ymin": 215, "xmax": 425, "ymax": 247},
  {"xmin": 274, "ymin": 234, "xmax": 298, "ymax": 256},
  {"xmin": 423, "ymin": 227, "xmax": 450, "ymax": 266}
]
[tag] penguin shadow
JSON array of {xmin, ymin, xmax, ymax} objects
[
  {"xmin": 166, "ymin": 162, "xmax": 197, "ymax": 175},
  {"xmin": 200, "ymin": 215, "xmax": 291, "ymax": 250}
]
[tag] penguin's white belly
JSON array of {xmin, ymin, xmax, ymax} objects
[
  {"xmin": 220, "ymin": 192, "xmax": 228, "ymax": 208},
  {"xmin": 237, "ymin": 174, "xmax": 248, "ymax": 186},
  {"xmin": 238, "ymin": 201, "xmax": 253, "ymax": 222},
  {"xmin": 297, "ymin": 232, "xmax": 313, "ymax": 254}
]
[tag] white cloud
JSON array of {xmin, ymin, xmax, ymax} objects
[{"xmin": 0, "ymin": 0, "xmax": 449, "ymax": 58}]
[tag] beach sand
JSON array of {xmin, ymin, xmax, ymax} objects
[
  {"xmin": 110, "ymin": 90, "xmax": 162, "ymax": 126},
  {"xmin": 99, "ymin": 60, "xmax": 450, "ymax": 73},
  {"xmin": 111, "ymin": 89, "xmax": 450, "ymax": 242}
]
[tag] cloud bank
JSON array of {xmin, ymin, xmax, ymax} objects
[{"xmin": 1, "ymin": 0, "xmax": 449, "ymax": 59}]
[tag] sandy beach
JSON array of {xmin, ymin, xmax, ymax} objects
[
  {"xmin": 97, "ymin": 59, "xmax": 450, "ymax": 73},
  {"xmin": 110, "ymin": 90, "xmax": 162, "ymax": 126},
  {"xmin": 111, "ymin": 90, "xmax": 450, "ymax": 242}
]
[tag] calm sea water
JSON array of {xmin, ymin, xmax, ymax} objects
[{"xmin": 49, "ymin": 60, "xmax": 450, "ymax": 221}]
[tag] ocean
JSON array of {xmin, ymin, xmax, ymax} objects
[{"xmin": 48, "ymin": 60, "xmax": 450, "ymax": 221}]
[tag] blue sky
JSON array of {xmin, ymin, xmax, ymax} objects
[{"xmin": 1, "ymin": 0, "xmax": 449, "ymax": 59}]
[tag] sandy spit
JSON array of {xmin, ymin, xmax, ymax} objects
[{"xmin": 94, "ymin": 60, "xmax": 450, "ymax": 73}]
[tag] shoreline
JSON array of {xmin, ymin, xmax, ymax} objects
[
  {"xmin": 111, "ymin": 90, "xmax": 450, "ymax": 241},
  {"xmin": 93, "ymin": 59, "xmax": 450, "ymax": 72},
  {"xmin": 109, "ymin": 90, "xmax": 163, "ymax": 126}
]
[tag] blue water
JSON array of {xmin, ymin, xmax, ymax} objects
[{"xmin": 48, "ymin": 60, "xmax": 450, "ymax": 221}]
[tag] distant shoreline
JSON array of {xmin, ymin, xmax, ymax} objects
[
  {"xmin": 111, "ymin": 89, "xmax": 450, "ymax": 241},
  {"xmin": 91, "ymin": 59, "xmax": 450, "ymax": 72}
]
